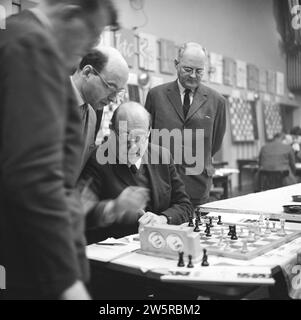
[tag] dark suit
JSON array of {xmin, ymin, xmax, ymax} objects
[
  {"xmin": 80, "ymin": 143, "xmax": 193, "ymax": 243},
  {"xmin": 259, "ymin": 140, "xmax": 297, "ymax": 185},
  {"xmin": 145, "ymin": 81, "xmax": 226, "ymax": 206},
  {"xmin": 0, "ymin": 11, "xmax": 88, "ymax": 298}
]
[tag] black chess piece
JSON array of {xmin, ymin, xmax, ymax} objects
[
  {"xmin": 209, "ymin": 217, "xmax": 214, "ymax": 227},
  {"xmin": 228, "ymin": 225, "xmax": 233, "ymax": 236},
  {"xmin": 217, "ymin": 215, "xmax": 223, "ymax": 225},
  {"xmin": 231, "ymin": 225, "xmax": 238, "ymax": 240},
  {"xmin": 187, "ymin": 255, "xmax": 194, "ymax": 268},
  {"xmin": 205, "ymin": 223, "xmax": 212, "ymax": 237},
  {"xmin": 195, "ymin": 210, "xmax": 202, "ymax": 226},
  {"xmin": 177, "ymin": 251, "xmax": 185, "ymax": 267},
  {"xmin": 194, "ymin": 219, "xmax": 200, "ymax": 232},
  {"xmin": 201, "ymin": 249, "xmax": 209, "ymax": 267},
  {"xmin": 188, "ymin": 215, "xmax": 194, "ymax": 227}
]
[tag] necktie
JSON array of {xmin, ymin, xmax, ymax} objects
[
  {"xmin": 183, "ymin": 89, "xmax": 191, "ymax": 118},
  {"xmin": 130, "ymin": 165, "xmax": 138, "ymax": 174}
]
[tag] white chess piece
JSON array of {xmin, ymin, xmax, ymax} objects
[
  {"xmin": 265, "ymin": 219, "xmax": 271, "ymax": 235},
  {"xmin": 271, "ymin": 221, "xmax": 277, "ymax": 232},
  {"xmin": 241, "ymin": 239, "xmax": 248, "ymax": 253},
  {"xmin": 278, "ymin": 218, "xmax": 286, "ymax": 236}
]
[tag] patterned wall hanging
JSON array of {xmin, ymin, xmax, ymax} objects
[
  {"xmin": 159, "ymin": 39, "xmax": 176, "ymax": 75},
  {"xmin": 114, "ymin": 28, "xmax": 136, "ymax": 68},
  {"xmin": 229, "ymin": 96, "xmax": 258, "ymax": 143},
  {"xmin": 138, "ymin": 33, "xmax": 157, "ymax": 72},
  {"xmin": 262, "ymin": 102, "xmax": 283, "ymax": 141},
  {"xmin": 223, "ymin": 57, "xmax": 236, "ymax": 87}
]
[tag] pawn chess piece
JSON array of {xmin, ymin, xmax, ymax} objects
[
  {"xmin": 201, "ymin": 249, "xmax": 209, "ymax": 267},
  {"xmin": 205, "ymin": 223, "xmax": 212, "ymax": 237},
  {"xmin": 188, "ymin": 215, "xmax": 194, "ymax": 227},
  {"xmin": 217, "ymin": 215, "xmax": 223, "ymax": 225},
  {"xmin": 187, "ymin": 255, "xmax": 194, "ymax": 268},
  {"xmin": 194, "ymin": 219, "xmax": 200, "ymax": 232},
  {"xmin": 177, "ymin": 251, "xmax": 185, "ymax": 267}
]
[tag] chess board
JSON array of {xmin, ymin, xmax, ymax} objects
[
  {"xmin": 196, "ymin": 218, "xmax": 301, "ymax": 260},
  {"xmin": 228, "ymin": 97, "xmax": 257, "ymax": 143},
  {"xmin": 263, "ymin": 102, "xmax": 283, "ymax": 141}
]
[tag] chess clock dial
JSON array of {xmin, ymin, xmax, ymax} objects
[
  {"xmin": 166, "ymin": 234, "xmax": 184, "ymax": 252},
  {"xmin": 148, "ymin": 232, "xmax": 166, "ymax": 249}
]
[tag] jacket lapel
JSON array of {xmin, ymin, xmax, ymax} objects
[
  {"xmin": 166, "ymin": 81, "xmax": 185, "ymax": 122},
  {"xmin": 186, "ymin": 84, "xmax": 208, "ymax": 121}
]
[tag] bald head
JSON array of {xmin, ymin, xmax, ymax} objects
[
  {"xmin": 177, "ymin": 42, "xmax": 207, "ymax": 61},
  {"xmin": 112, "ymin": 102, "xmax": 150, "ymax": 132}
]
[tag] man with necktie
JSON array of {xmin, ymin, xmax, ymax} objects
[{"xmin": 145, "ymin": 42, "xmax": 226, "ymax": 207}]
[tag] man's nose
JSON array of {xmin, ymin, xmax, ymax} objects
[{"xmin": 190, "ymin": 69, "xmax": 197, "ymax": 78}]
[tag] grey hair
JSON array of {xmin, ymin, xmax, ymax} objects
[{"xmin": 177, "ymin": 42, "xmax": 208, "ymax": 61}]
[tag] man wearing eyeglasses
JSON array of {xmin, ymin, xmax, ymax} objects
[
  {"xmin": 71, "ymin": 47, "xmax": 129, "ymax": 172},
  {"xmin": 145, "ymin": 42, "xmax": 226, "ymax": 207},
  {"xmin": 79, "ymin": 102, "xmax": 193, "ymax": 244}
]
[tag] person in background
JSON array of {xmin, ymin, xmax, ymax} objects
[
  {"xmin": 258, "ymin": 132, "xmax": 297, "ymax": 186},
  {"xmin": 145, "ymin": 42, "xmax": 226, "ymax": 207},
  {"xmin": 79, "ymin": 102, "xmax": 193, "ymax": 243},
  {"xmin": 0, "ymin": 0, "xmax": 117, "ymax": 300},
  {"xmin": 71, "ymin": 47, "xmax": 129, "ymax": 171}
]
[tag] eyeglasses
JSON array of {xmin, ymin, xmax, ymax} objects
[
  {"xmin": 114, "ymin": 130, "xmax": 150, "ymax": 144},
  {"xmin": 92, "ymin": 67, "xmax": 126, "ymax": 95},
  {"xmin": 180, "ymin": 66, "xmax": 204, "ymax": 76}
]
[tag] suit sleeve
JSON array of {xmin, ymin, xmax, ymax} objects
[
  {"xmin": 161, "ymin": 154, "xmax": 193, "ymax": 225},
  {"xmin": 211, "ymin": 96, "xmax": 226, "ymax": 156},
  {"xmin": 144, "ymin": 89, "xmax": 154, "ymax": 120},
  {"xmin": 289, "ymin": 148, "xmax": 296, "ymax": 175},
  {"xmin": 1, "ymin": 35, "xmax": 81, "ymax": 297}
]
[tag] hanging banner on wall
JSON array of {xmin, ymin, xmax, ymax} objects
[
  {"xmin": 247, "ymin": 64, "xmax": 259, "ymax": 91},
  {"xmin": 259, "ymin": 69, "xmax": 267, "ymax": 92},
  {"xmin": 159, "ymin": 39, "xmax": 175, "ymax": 75},
  {"xmin": 276, "ymin": 71, "xmax": 285, "ymax": 96},
  {"xmin": 138, "ymin": 33, "xmax": 157, "ymax": 72},
  {"xmin": 223, "ymin": 57, "xmax": 236, "ymax": 87},
  {"xmin": 267, "ymin": 70, "xmax": 276, "ymax": 94},
  {"xmin": 236, "ymin": 60, "xmax": 247, "ymax": 89},
  {"xmin": 114, "ymin": 28, "xmax": 135, "ymax": 68},
  {"xmin": 209, "ymin": 52, "xmax": 223, "ymax": 84}
]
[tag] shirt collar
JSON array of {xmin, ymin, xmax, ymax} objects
[
  {"xmin": 177, "ymin": 79, "xmax": 196, "ymax": 95},
  {"xmin": 29, "ymin": 8, "xmax": 52, "ymax": 30},
  {"xmin": 70, "ymin": 76, "xmax": 85, "ymax": 107}
]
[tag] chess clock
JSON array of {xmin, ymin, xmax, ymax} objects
[{"xmin": 139, "ymin": 223, "xmax": 202, "ymax": 261}]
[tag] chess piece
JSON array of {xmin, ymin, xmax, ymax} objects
[
  {"xmin": 217, "ymin": 215, "xmax": 223, "ymax": 225},
  {"xmin": 188, "ymin": 215, "xmax": 194, "ymax": 227},
  {"xmin": 177, "ymin": 251, "xmax": 185, "ymax": 267},
  {"xmin": 228, "ymin": 226, "xmax": 233, "ymax": 236},
  {"xmin": 241, "ymin": 239, "xmax": 248, "ymax": 253},
  {"xmin": 201, "ymin": 249, "xmax": 209, "ymax": 266},
  {"xmin": 265, "ymin": 218, "xmax": 271, "ymax": 235},
  {"xmin": 224, "ymin": 238, "xmax": 230, "ymax": 250},
  {"xmin": 218, "ymin": 228, "xmax": 224, "ymax": 246},
  {"xmin": 194, "ymin": 219, "xmax": 200, "ymax": 232},
  {"xmin": 248, "ymin": 229, "xmax": 255, "ymax": 243},
  {"xmin": 259, "ymin": 214, "xmax": 264, "ymax": 226},
  {"xmin": 278, "ymin": 218, "xmax": 286, "ymax": 236},
  {"xmin": 271, "ymin": 221, "xmax": 277, "ymax": 232},
  {"xmin": 231, "ymin": 225, "xmax": 238, "ymax": 240},
  {"xmin": 187, "ymin": 255, "xmax": 194, "ymax": 268},
  {"xmin": 239, "ymin": 227, "xmax": 244, "ymax": 237},
  {"xmin": 209, "ymin": 217, "xmax": 214, "ymax": 228},
  {"xmin": 205, "ymin": 223, "xmax": 212, "ymax": 237}
]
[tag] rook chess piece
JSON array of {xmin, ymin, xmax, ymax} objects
[
  {"xmin": 201, "ymin": 249, "xmax": 209, "ymax": 267},
  {"xmin": 187, "ymin": 255, "xmax": 194, "ymax": 268},
  {"xmin": 177, "ymin": 251, "xmax": 185, "ymax": 267}
]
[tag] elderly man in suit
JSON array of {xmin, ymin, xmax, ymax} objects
[
  {"xmin": 80, "ymin": 101, "xmax": 193, "ymax": 243},
  {"xmin": 71, "ymin": 48, "xmax": 129, "ymax": 171},
  {"xmin": 145, "ymin": 42, "xmax": 226, "ymax": 207},
  {"xmin": 0, "ymin": 0, "xmax": 117, "ymax": 300}
]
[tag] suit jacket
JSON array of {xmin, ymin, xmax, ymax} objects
[
  {"xmin": 0, "ymin": 11, "xmax": 88, "ymax": 298},
  {"xmin": 145, "ymin": 80, "xmax": 226, "ymax": 205},
  {"xmin": 80, "ymin": 143, "xmax": 193, "ymax": 243},
  {"xmin": 259, "ymin": 141, "xmax": 297, "ymax": 185}
]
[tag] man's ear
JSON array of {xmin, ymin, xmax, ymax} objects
[
  {"xmin": 82, "ymin": 65, "xmax": 93, "ymax": 78},
  {"xmin": 174, "ymin": 59, "xmax": 179, "ymax": 68}
]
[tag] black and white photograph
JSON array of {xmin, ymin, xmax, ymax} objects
[{"xmin": 0, "ymin": 0, "xmax": 301, "ymax": 303}]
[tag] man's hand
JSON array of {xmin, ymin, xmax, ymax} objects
[
  {"xmin": 138, "ymin": 211, "xmax": 168, "ymax": 226},
  {"xmin": 60, "ymin": 280, "xmax": 91, "ymax": 300},
  {"xmin": 113, "ymin": 186, "xmax": 150, "ymax": 221}
]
